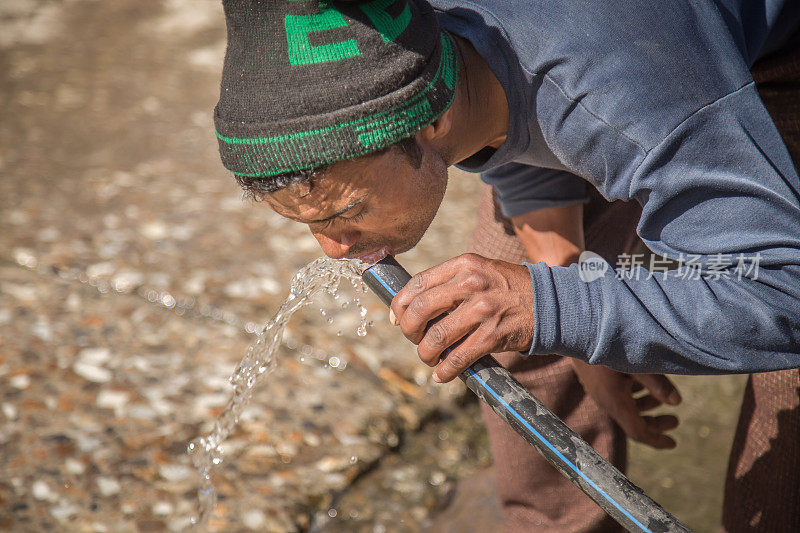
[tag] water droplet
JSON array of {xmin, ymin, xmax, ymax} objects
[
  {"xmin": 326, "ymin": 316, "xmax": 334, "ymax": 324},
  {"xmin": 356, "ymin": 325, "xmax": 367, "ymax": 337},
  {"xmin": 336, "ymin": 330, "xmax": 343, "ymax": 337},
  {"xmin": 328, "ymin": 356, "xmax": 340, "ymax": 368},
  {"xmin": 328, "ymin": 509, "xmax": 338, "ymax": 518},
  {"xmin": 349, "ymin": 456, "xmax": 358, "ymax": 464},
  {"xmin": 359, "ymin": 306, "xmax": 367, "ymax": 318}
]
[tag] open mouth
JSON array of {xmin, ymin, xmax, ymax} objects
[{"xmin": 356, "ymin": 247, "xmax": 391, "ymax": 265}]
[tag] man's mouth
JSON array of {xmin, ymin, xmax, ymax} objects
[{"xmin": 356, "ymin": 247, "xmax": 391, "ymax": 265}]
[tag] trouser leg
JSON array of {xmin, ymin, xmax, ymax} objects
[
  {"xmin": 722, "ymin": 37, "xmax": 800, "ymax": 533},
  {"xmin": 721, "ymin": 369, "xmax": 800, "ymax": 532}
]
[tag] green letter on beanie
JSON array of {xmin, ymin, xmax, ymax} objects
[
  {"xmin": 285, "ymin": 9, "xmax": 361, "ymax": 66},
  {"xmin": 360, "ymin": 0, "xmax": 411, "ymax": 43}
]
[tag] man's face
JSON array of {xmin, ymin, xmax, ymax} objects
[{"xmin": 263, "ymin": 140, "xmax": 448, "ymax": 263}]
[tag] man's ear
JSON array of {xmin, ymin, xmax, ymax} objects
[{"xmin": 418, "ymin": 106, "xmax": 453, "ymax": 142}]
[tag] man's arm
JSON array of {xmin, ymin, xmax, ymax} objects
[
  {"xmin": 513, "ymin": 204, "xmax": 681, "ymax": 450},
  {"xmin": 526, "ymin": 83, "xmax": 800, "ymax": 374},
  {"xmin": 393, "ymin": 84, "xmax": 800, "ymax": 376}
]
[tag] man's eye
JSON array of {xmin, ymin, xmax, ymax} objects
[
  {"xmin": 318, "ymin": 210, "xmax": 366, "ymax": 230},
  {"xmin": 334, "ymin": 209, "xmax": 367, "ymax": 226},
  {"xmin": 343, "ymin": 211, "xmax": 366, "ymax": 223}
]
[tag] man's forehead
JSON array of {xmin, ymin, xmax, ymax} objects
[{"xmin": 264, "ymin": 173, "xmax": 365, "ymax": 222}]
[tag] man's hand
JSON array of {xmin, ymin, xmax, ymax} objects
[
  {"xmin": 390, "ymin": 253, "xmax": 535, "ymax": 383},
  {"xmin": 571, "ymin": 359, "xmax": 682, "ymax": 449}
]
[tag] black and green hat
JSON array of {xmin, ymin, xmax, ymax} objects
[{"xmin": 214, "ymin": 0, "xmax": 458, "ymax": 178}]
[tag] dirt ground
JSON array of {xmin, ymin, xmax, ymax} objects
[{"xmin": 1, "ymin": 1, "xmax": 747, "ymax": 531}]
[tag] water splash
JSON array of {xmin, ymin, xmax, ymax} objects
[
  {"xmin": 10, "ymin": 249, "xmax": 373, "ymax": 526},
  {"xmin": 186, "ymin": 257, "xmax": 367, "ymax": 528}
]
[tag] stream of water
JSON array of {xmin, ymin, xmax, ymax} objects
[{"xmin": 186, "ymin": 257, "xmax": 369, "ymax": 528}]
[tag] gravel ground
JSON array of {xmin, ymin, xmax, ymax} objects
[{"xmin": 1, "ymin": 1, "xmax": 746, "ymax": 531}]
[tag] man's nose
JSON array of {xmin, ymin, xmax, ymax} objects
[{"xmin": 312, "ymin": 230, "xmax": 361, "ymax": 259}]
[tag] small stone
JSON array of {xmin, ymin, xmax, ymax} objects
[
  {"xmin": 78, "ymin": 348, "xmax": 112, "ymax": 365},
  {"xmin": 2, "ymin": 283, "xmax": 37, "ymax": 301},
  {"xmin": 2, "ymin": 403, "xmax": 18, "ymax": 420},
  {"xmin": 7, "ymin": 211, "xmax": 29, "ymax": 225},
  {"xmin": 74, "ymin": 435, "xmax": 101, "ymax": 452},
  {"xmin": 96, "ymin": 390, "xmax": 129, "ymax": 415},
  {"xmin": 303, "ymin": 433, "xmax": 321, "ymax": 447},
  {"xmin": 242, "ymin": 509, "xmax": 267, "ymax": 530},
  {"xmin": 111, "ymin": 271, "xmax": 144, "ymax": 293},
  {"xmin": 275, "ymin": 442, "xmax": 297, "ymax": 459},
  {"xmin": 73, "ymin": 362, "xmax": 113, "ymax": 383},
  {"xmin": 128, "ymin": 404, "xmax": 157, "ymax": 420},
  {"xmin": 32, "ymin": 480, "xmax": 55, "ymax": 501},
  {"xmin": 429, "ymin": 471, "xmax": 447, "ymax": 486},
  {"xmin": 315, "ymin": 456, "xmax": 350, "ymax": 473},
  {"xmin": 10, "ymin": 374, "xmax": 30, "ymax": 389},
  {"xmin": 38, "ymin": 227, "xmax": 59, "ymax": 241},
  {"xmin": 158, "ymin": 464, "xmax": 193, "ymax": 482},
  {"xmin": 86, "ymin": 262, "xmax": 114, "ymax": 279},
  {"xmin": 31, "ymin": 319, "xmax": 53, "ymax": 342},
  {"xmin": 168, "ymin": 516, "xmax": 194, "ymax": 532},
  {"xmin": 96, "ymin": 476, "xmax": 121, "ymax": 497},
  {"xmin": 65, "ymin": 458, "xmax": 85, "ymax": 475},
  {"xmin": 11, "ymin": 247, "xmax": 36, "ymax": 266},
  {"xmin": 141, "ymin": 221, "xmax": 168, "ymax": 240},
  {"xmin": 183, "ymin": 275, "xmax": 206, "ymax": 294},
  {"xmin": 49, "ymin": 501, "xmax": 79, "ymax": 522},
  {"xmin": 65, "ymin": 293, "xmax": 81, "ymax": 312},
  {"xmin": 152, "ymin": 501, "xmax": 173, "ymax": 516}
]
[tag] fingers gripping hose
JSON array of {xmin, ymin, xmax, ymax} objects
[{"xmin": 363, "ymin": 256, "xmax": 691, "ymax": 533}]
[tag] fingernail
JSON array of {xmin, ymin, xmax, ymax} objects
[
  {"xmin": 432, "ymin": 372, "xmax": 442, "ymax": 383},
  {"xmin": 668, "ymin": 390, "xmax": 682, "ymax": 405},
  {"xmin": 389, "ymin": 309, "xmax": 398, "ymax": 326}
]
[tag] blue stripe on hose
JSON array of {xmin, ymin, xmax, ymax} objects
[
  {"xmin": 369, "ymin": 271, "xmax": 397, "ymax": 298},
  {"xmin": 366, "ymin": 267, "xmax": 649, "ymax": 531},
  {"xmin": 464, "ymin": 367, "xmax": 651, "ymax": 533}
]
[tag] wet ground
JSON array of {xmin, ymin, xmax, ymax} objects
[{"xmin": 1, "ymin": 1, "xmax": 747, "ymax": 531}]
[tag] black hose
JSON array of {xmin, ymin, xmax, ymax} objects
[{"xmin": 362, "ymin": 256, "xmax": 691, "ymax": 533}]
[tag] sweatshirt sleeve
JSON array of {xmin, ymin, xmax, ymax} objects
[
  {"xmin": 526, "ymin": 83, "xmax": 800, "ymax": 374},
  {"xmin": 480, "ymin": 163, "xmax": 588, "ymax": 218}
]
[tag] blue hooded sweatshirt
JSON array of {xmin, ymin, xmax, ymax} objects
[{"xmin": 430, "ymin": 0, "xmax": 800, "ymax": 374}]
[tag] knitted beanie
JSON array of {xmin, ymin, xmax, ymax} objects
[{"xmin": 214, "ymin": 0, "xmax": 458, "ymax": 178}]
